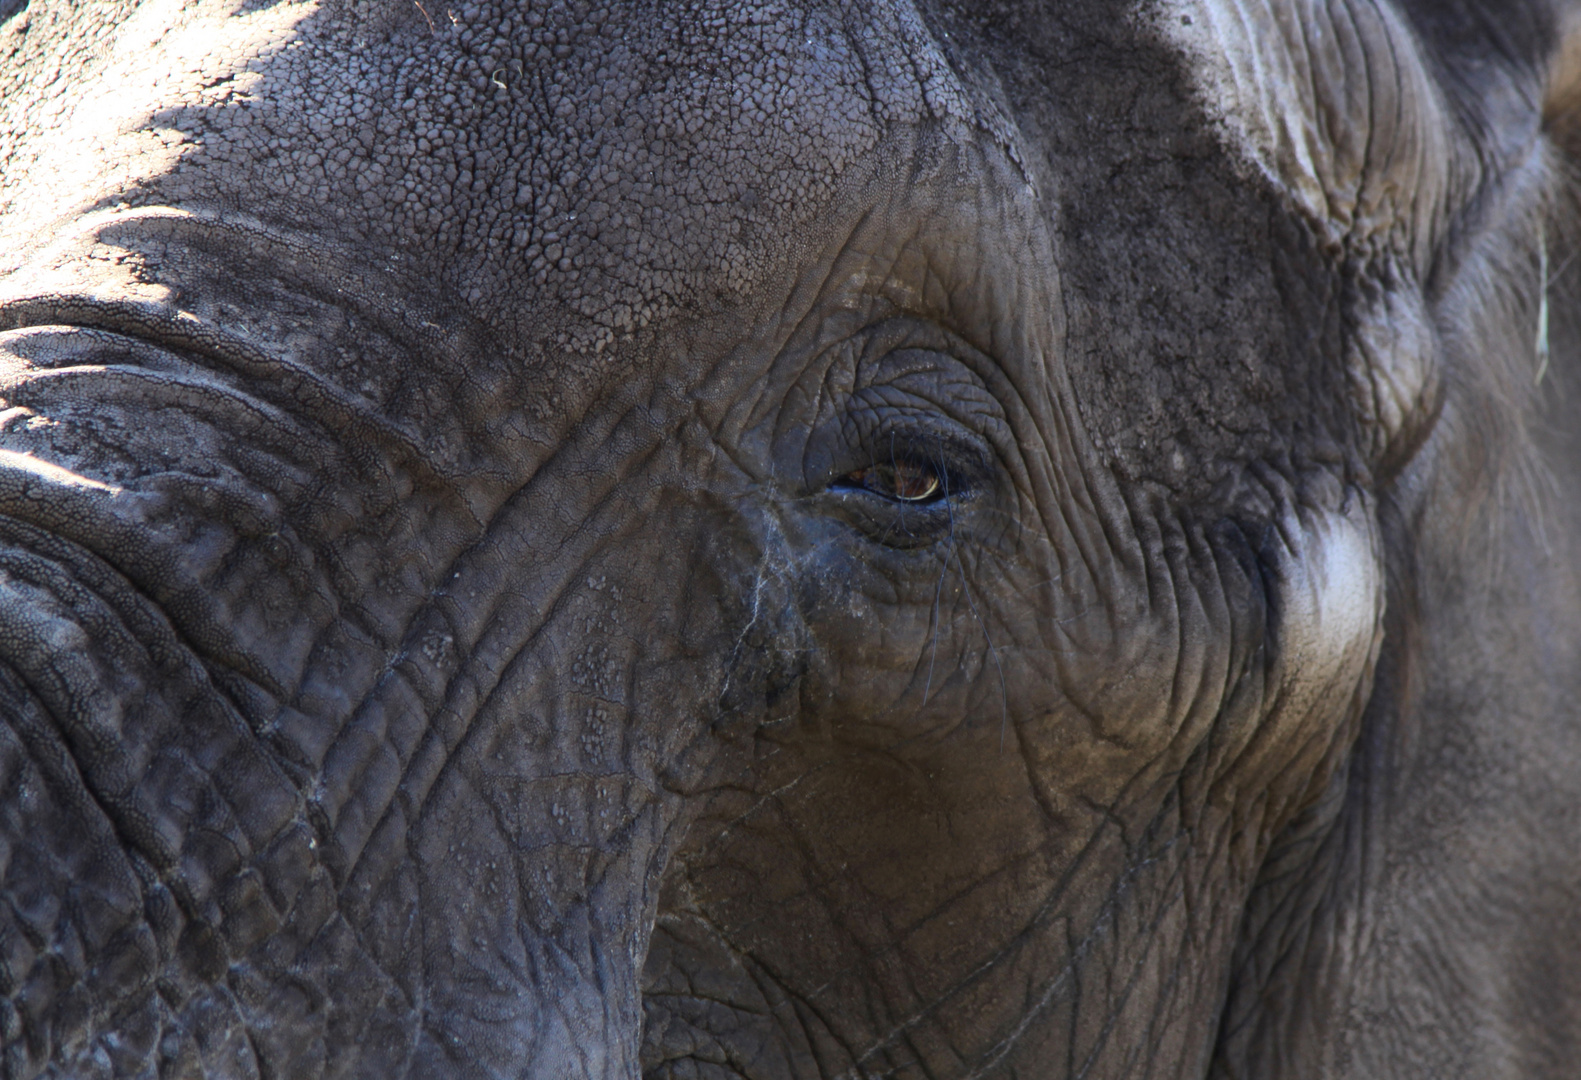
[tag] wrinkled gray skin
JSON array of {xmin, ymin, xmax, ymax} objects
[{"xmin": 0, "ymin": 0, "xmax": 1579, "ymax": 1076}]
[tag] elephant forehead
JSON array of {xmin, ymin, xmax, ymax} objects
[{"xmin": 3, "ymin": 0, "xmax": 1010, "ymax": 352}]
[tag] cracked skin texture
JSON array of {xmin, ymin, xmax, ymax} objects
[{"xmin": 0, "ymin": 0, "xmax": 1578, "ymax": 1078}]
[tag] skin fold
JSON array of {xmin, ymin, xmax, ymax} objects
[{"xmin": 0, "ymin": 0, "xmax": 1576, "ymax": 1077}]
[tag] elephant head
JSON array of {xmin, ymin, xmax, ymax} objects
[{"xmin": 0, "ymin": 0, "xmax": 1577, "ymax": 1077}]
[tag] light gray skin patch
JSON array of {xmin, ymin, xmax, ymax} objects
[{"xmin": 1264, "ymin": 495, "xmax": 1384, "ymax": 749}]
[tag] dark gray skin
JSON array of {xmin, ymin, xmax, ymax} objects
[{"xmin": 0, "ymin": 0, "xmax": 1579, "ymax": 1076}]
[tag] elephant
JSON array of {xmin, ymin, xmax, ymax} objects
[{"xmin": 0, "ymin": 0, "xmax": 1579, "ymax": 1075}]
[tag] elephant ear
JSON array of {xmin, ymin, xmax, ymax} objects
[
  {"xmin": 1544, "ymin": 8, "xmax": 1581, "ymax": 153},
  {"xmin": 1544, "ymin": 8, "xmax": 1581, "ymax": 342},
  {"xmin": 1154, "ymin": 0, "xmax": 1459, "ymax": 479}
]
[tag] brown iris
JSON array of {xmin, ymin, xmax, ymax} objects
[{"xmin": 844, "ymin": 460, "xmax": 943, "ymax": 502}]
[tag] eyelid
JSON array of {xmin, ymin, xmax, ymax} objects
[{"xmin": 861, "ymin": 424, "xmax": 992, "ymax": 486}]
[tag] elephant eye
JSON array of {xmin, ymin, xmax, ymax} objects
[{"xmin": 842, "ymin": 461, "xmax": 944, "ymax": 503}]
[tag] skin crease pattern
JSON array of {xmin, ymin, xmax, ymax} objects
[{"xmin": 0, "ymin": 0, "xmax": 1577, "ymax": 1078}]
